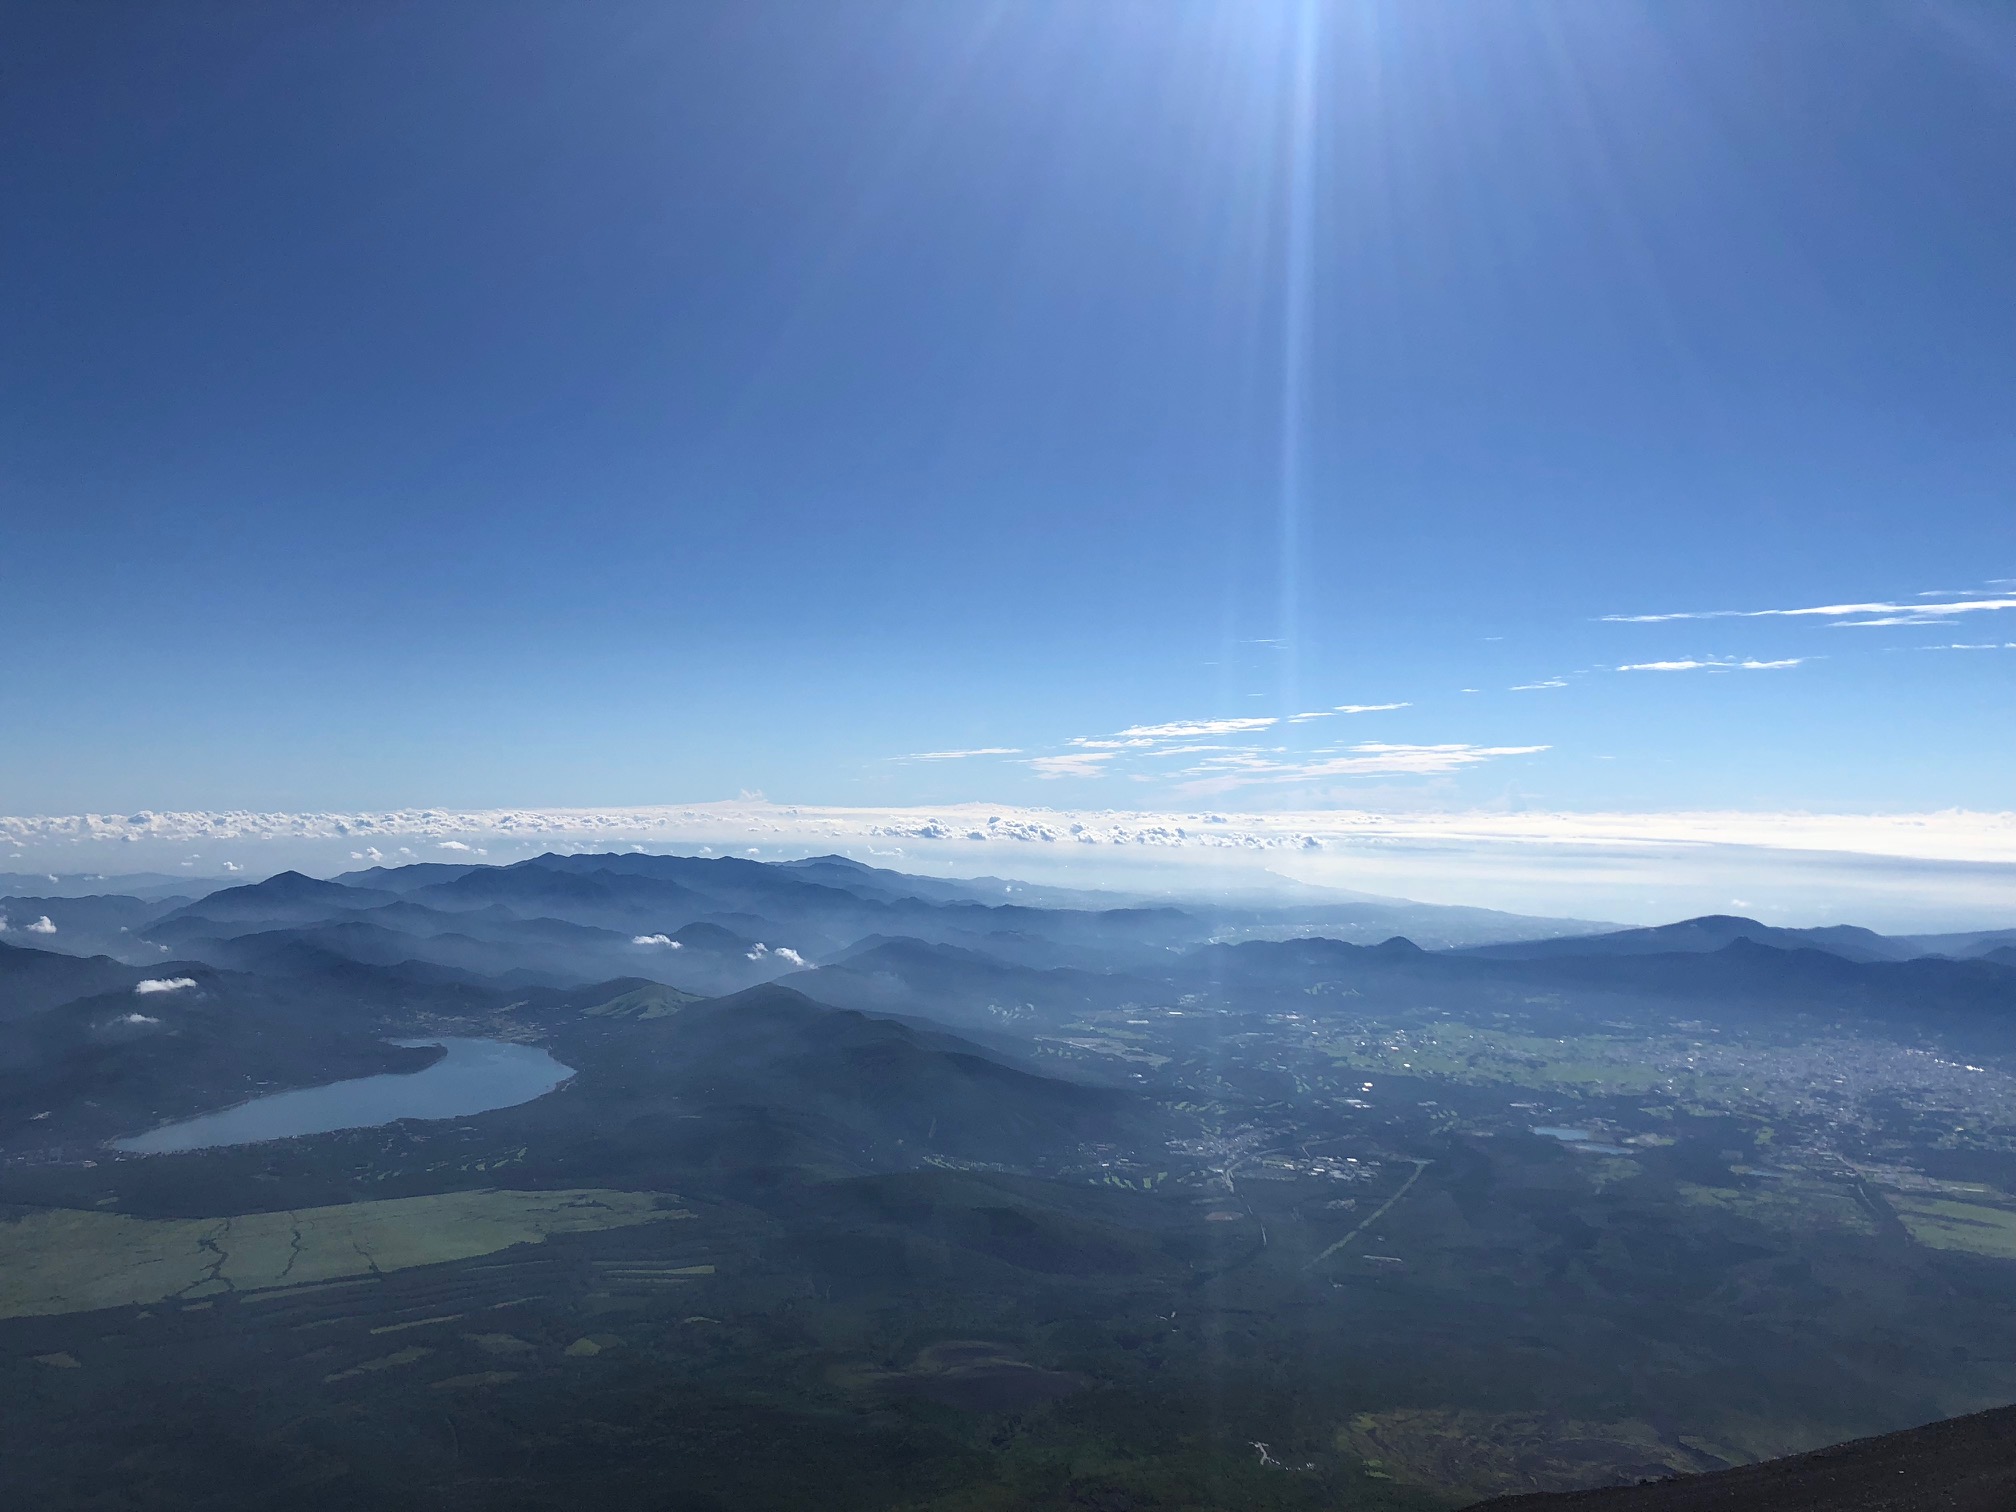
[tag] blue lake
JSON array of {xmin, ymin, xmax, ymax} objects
[
  {"xmin": 1531, "ymin": 1125, "xmax": 1633, "ymax": 1155},
  {"xmin": 112, "ymin": 1038, "xmax": 575, "ymax": 1154}
]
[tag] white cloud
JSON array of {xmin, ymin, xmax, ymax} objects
[
  {"xmin": 437, "ymin": 840, "xmax": 473, "ymax": 852},
  {"xmin": 135, "ymin": 977, "xmax": 197, "ymax": 994},
  {"xmin": 1616, "ymin": 658, "xmax": 1806, "ymax": 672},
  {"xmin": 772, "ymin": 946, "xmax": 808, "ymax": 968},
  {"xmin": 1510, "ymin": 678, "xmax": 1568, "ymax": 691},
  {"xmin": 631, "ymin": 934, "xmax": 682, "ymax": 948},
  {"xmin": 1603, "ymin": 595, "xmax": 2016, "ymax": 626},
  {"xmin": 899, "ymin": 748, "xmax": 1023, "ymax": 761},
  {"xmin": 9, "ymin": 800, "xmax": 2016, "ymax": 925},
  {"xmin": 26, "ymin": 915, "xmax": 55, "ymax": 934},
  {"xmin": 1027, "ymin": 751, "xmax": 1120, "ymax": 779},
  {"xmin": 1288, "ymin": 702, "xmax": 1410, "ymax": 723},
  {"xmin": 1112, "ymin": 717, "xmax": 1279, "ymax": 740},
  {"xmin": 116, "ymin": 1012, "xmax": 160, "ymax": 1025},
  {"xmin": 1173, "ymin": 742, "xmax": 1552, "ymax": 793}
]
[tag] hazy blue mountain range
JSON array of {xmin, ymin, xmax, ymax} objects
[
  {"xmin": 1462, "ymin": 913, "xmax": 2016, "ymax": 964},
  {"xmin": 4, "ymin": 850, "xmax": 2016, "ymax": 1511}
]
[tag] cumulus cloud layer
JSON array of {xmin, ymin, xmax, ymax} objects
[
  {"xmin": 7, "ymin": 802, "xmax": 2015, "ymax": 877},
  {"xmin": 134, "ymin": 977, "xmax": 197, "ymax": 994}
]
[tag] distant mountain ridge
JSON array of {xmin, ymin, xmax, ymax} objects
[{"xmin": 1460, "ymin": 912, "xmax": 2016, "ymax": 965}]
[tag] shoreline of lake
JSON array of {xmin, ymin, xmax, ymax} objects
[{"xmin": 110, "ymin": 1037, "xmax": 575, "ymax": 1155}]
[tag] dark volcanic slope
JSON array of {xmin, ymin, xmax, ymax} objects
[
  {"xmin": 539, "ymin": 981, "xmax": 1139, "ymax": 1173},
  {"xmin": 0, "ymin": 938, "xmax": 149, "ymax": 1017},
  {"xmin": 1481, "ymin": 1403, "xmax": 2016, "ymax": 1511}
]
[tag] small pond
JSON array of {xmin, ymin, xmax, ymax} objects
[{"xmin": 112, "ymin": 1038, "xmax": 574, "ymax": 1154}]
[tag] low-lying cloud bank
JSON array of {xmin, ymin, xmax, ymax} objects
[
  {"xmin": 4, "ymin": 802, "xmax": 2015, "ymax": 930},
  {"xmin": 5, "ymin": 801, "xmax": 2013, "ymax": 867}
]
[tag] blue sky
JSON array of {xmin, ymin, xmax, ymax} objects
[{"xmin": 3, "ymin": 0, "xmax": 2012, "ymax": 823}]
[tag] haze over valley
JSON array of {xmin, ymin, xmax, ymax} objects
[{"xmin": 5, "ymin": 849, "xmax": 2016, "ymax": 1507}]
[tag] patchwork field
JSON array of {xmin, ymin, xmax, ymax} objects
[
  {"xmin": 1891, "ymin": 1196, "xmax": 2016, "ymax": 1259},
  {"xmin": 0, "ymin": 1188, "xmax": 690, "ymax": 1318}
]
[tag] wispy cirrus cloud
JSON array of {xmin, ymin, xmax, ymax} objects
[
  {"xmin": 1031, "ymin": 716, "xmax": 1283, "ymax": 775},
  {"xmin": 1110, "ymin": 717, "xmax": 1278, "ymax": 740},
  {"xmin": 898, "ymin": 747, "xmax": 1023, "ymax": 761},
  {"xmin": 1288, "ymin": 702, "xmax": 1411, "ymax": 723},
  {"xmin": 1510, "ymin": 678, "xmax": 1568, "ymax": 691},
  {"xmin": 1603, "ymin": 595, "xmax": 2016, "ymax": 628},
  {"xmin": 1173, "ymin": 741, "xmax": 1550, "ymax": 794},
  {"xmin": 1616, "ymin": 658, "xmax": 1806, "ymax": 672},
  {"xmin": 1027, "ymin": 751, "xmax": 1121, "ymax": 779}
]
